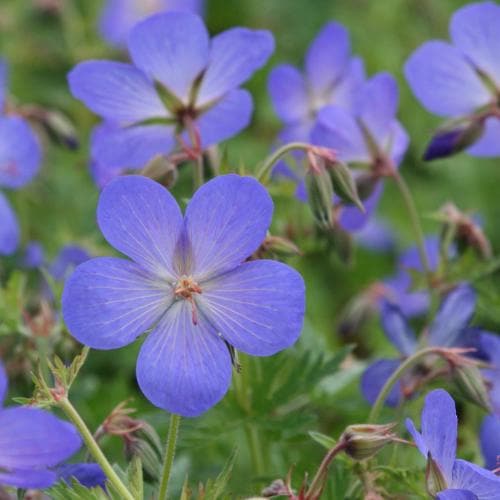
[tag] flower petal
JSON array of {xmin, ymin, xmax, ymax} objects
[
  {"xmin": 305, "ymin": 22, "xmax": 350, "ymax": 97},
  {"xmin": 91, "ymin": 122, "xmax": 175, "ymax": 170},
  {"xmin": 332, "ymin": 56, "xmax": 366, "ymax": 110},
  {"xmin": 0, "ymin": 407, "xmax": 81, "ymax": 469},
  {"xmin": 97, "ymin": 175, "xmax": 183, "ymax": 279},
  {"xmin": 57, "ymin": 463, "xmax": 107, "ymax": 489},
  {"xmin": 436, "ymin": 489, "xmax": 477, "ymax": 500},
  {"xmin": 0, "ymin": 116, "xmax": 41, "ymax": 189},
  {"xmin": 0, "ymin": 360, "xmax": 7, "ymax": 406},
  {"xmin": 196, "ymin": 89, "xmax": 253, "ymax": 148},
  {"xmin": 0, "ymin": 192, "xmax": 19, "ymax": 256},
  {"xmin": 68, "ymin": 61, "xmax": 167, "ymax": 124},
  {"xmin": 389, "ymin": 120, "xmax": 410, "ymax": 165},
  {"xmin": 62, "ymin": 257, "xmax": 171, "ymax": 349},
  {"xmin": 428, "ymin": 284, "xmax": 476, "ymax": 347},
  {"xmin": 268, "ymin": 64, "xmax": 309, "ymax": 124},
  {"xmin": 480, "ymin": 415, "xmax": 500, "ymax": 471},
  {"xmin": 136, "ymin": 300, "xmax": 232, "ymax": 417},
  {"xmin": 0, "ymin": 468, "xmax": 57, "ymax": 489},
  {"xmin": 196, "ymin": 28, "xmax": 274, "ymax": 105},
  {"xmin": 404, "ymin": 41, "xmax": 492, "ymax": 117},
  {"xmin": 312, "ymin": 105, "xmax": 370, "ymax": 163},
  {"xmin": 467, "ymin": 117, "xmax": 500, "ymax": 158},
  {"xmin": 451, "ymin": 459, "xmax": 500, "ymax": 498},
  {"xmin": 339, "ymin": 182, "xmax": 383, "ymax": 232},
  {"xmin": 49, "ymin": 245, "xmax": 91, "ymax": 282},
  {"xmin": 128, "ymin": 12, "xmax": 209, "ymax": 103},
  {"xmin": 361, "ymin": 359, "xmax": 402, "ymax": 407},
  {"xmin": 414, "ymin": 389, "xmax": 457, "ymax": 482},
  {"xmin": 450, "ymin": 1, "xmax": 500, "ymax": 88},
  {"xmin": 380, "ymin": 301, "xmax": 417, "ymax": 356},
  {"xmin": 356, "ymin": 73, "xmax": 399, "ymax": 146},
  {"xmin": 199, "ymin": 259, "xmax": 305, "ymax": 356},
  {"xmin": 0, "ymin": 58, "xmax": 7, "ymax": 111},
  {"xmin": 184, "ymin": 174, "xmax": 273, "ymax": 279}
]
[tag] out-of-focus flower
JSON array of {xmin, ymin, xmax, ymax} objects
[
  {"xmin": 62, "ymin": 175, "xmax": 305, "ymax": 417},
  {"xmin": 100, "ymin": 0, "xmax": 204, "ymax": 48},
  {"xmin": 69, "ymin": 12, "xmax": 274, "ymax": 182},
  {"xmin": 406, "ymin": 389, "xmax": 500, "ymax": 498},
  {"xmin": 0, "ymin": 60, "xmax": 41, "ymax": 255},
  {"xmin": 480, "ymin": 415, "xmax": 500, "ymax": 471},
  {"xmin": 57, "ymin": 463, "xmax": 107, "ymax": 489},
  {"xmin": 405, "ymin": 1, "xmax": 500, "ymax": 160},
  {"xmin": 355, "ymin": 218, "xmax": 396, "ymax": 253},
  {"xmin": 0, "ymin": 361, "xmax": 82, "ymax": 489},
  {"xmin": 268, "ymin": 22, "xmax": 364, "ymax": 145},
  {"xmin": 361, "ymin": 284, "xmax": 479, "ymax": 407}
]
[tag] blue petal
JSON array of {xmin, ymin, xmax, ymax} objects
[
  {"xmin": 339, "ymin": 182, "xmax": 383, "ymax": 232},
  {"xmin": 136, "ymin": 300, "xmax": 232, "ymax": 417},
  {"xmin": 360, "ymin": 359, "xmax": 402, "ymax": 407},
  {"xmin": 68, "ymin": 61, "xmax": 167, "ymax": 124},
  {"xmin": 451, "ymin": 459, "xmax": 500, "ymax": 498},
  {"xmin": 22, "ymin": 241, "xmax": 45, "ymax": 269},
  {"xmin": 197, "ymin": 28, "xmax": 274, "ymax": 106},
  {"xmin": 91, "ymin": 122, "xmax": 175, "ymax": 170},
  {"xmin": 355, "ymin": 218, "xmax": 396, "ymax": 253},
  {"xmin": 49, "ymin": 245, "xmax": 91, "ymax": 282},
  {"xmin": 184, "ymin": 174, "xmax": 273, "ymax": 280},
  {"xmin": 380, "ymin": 301, "xmax": 417, "ymax": 356},
  {"xmin": 58, "ymin": 463, "xmax": 106, "ymax": 489},
  {"xmin": 404, "ymin": 41, "xmax": 491, "ymax": 117},
  {"xmin": 0, "ymin": 58, "xmax": 7, "ymax": 111},
  {"xmin": 0, "ymin": 191, "xmax": 19, "ymax": 256},
  {"xmin": 467, "ymin": 118, "xmax": 500, "ymax": 158},
  {"xmin": 436, "ymin": 490, "xmax": 477, "ymax": 500},
  {"xmin": 428, "ymin": 284, "xmax": 476, "ymax": 347},
  {"xmin": 128, "ymin": 12, "xmax": 209, "ymax": 104},
  {"xmin": 96, "ymin": 175, "xmax": 183, "ymax": 279},
  {"xmin": 305, "ymin": 22, "xmax": 350, "ymax": 97},
  {"xmin": 199, "ymin": 259, "xmax": 305, "ymax": 356},
  {"xmin": 399, "ymin": 235, "xmax": 440, "ymax": 273},
  {"xmin": 0, "ymin": 407, "xmax": 81, "ymax": 469},
  {"xmin": 450, "ymin": 1, "xmax": 500, "ymax": 88},
  {"xmin": 480, "ymin": 415, "xmax": 500, "ymax": 471},
  {"xmin": 0, "ymin": 360, "xmax": 7, "ymax": 406},
  {"xmin": 62, "ymin": 257, "xmax": 171, "ymax": 349},
  {"xmin": 0, "ymin": 116, "xmax": 41, "ymax": 189},
  {"xmin": 0, "ymin": 468, "xmax": 57, "ymax": 489}
]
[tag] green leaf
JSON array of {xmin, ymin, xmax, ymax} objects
[
  {"xmin": 127, "ymin": 455, "xmax": 144, "ymax": 500},
  {"xmin": 308, "ymin": 431, "xmax": 336, "ymax": 450}
]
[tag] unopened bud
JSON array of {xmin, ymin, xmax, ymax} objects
[
  {"xmin": 253, "ymin": 234, "xmax": 301, "ymax": 260},
  {"xmin": 327, "ymin": 160, "xmax": 364, "ymax": 212},
  {"xmin": 426, "ymin": 452, "xmax": 448, "ymax": 496},
  {"xmin": 355, "ymin": 173, "xmax": 379, "ymax": 201},
  {"xmin": 141, "ymin": 154, "xmax": 178, "ymax": 187},
  {"xmin": 42, "ymin": 110, "xmax": 79, "ymax": 149},
  {"xmin": 453, "ymin": 364, "xmax": 492, "ymax": 413},
  {"xmin": 306, "ymin": 162, "xmax": 334, "ymax": 229},
  {"xmin": 341, "ymin": 423, "xmax": 397, "ymax": 461},
  {"xmin": 424, "ymin": 120, "xmax": 484, "ymax": 161},
  {"xmin": 261, "ymin": 479, "xmax": 290, "ymax": 497}
]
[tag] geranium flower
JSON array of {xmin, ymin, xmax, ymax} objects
[
  {"xmin": 0, "ymin": 361, "xmax": 81, "ymax": 489},
  {"xmin": 405, "ymin": 1, "xmax": 500, "ymax": 159},
  {"xmin": 407, "ymin": 389, "xmax": 500, "ymax": 498},
  {"xmin": 361, "ymin": 284, "xmax": 477, "ymax": 407},
  {"xmin": 69, "ymin": 12, "xmax": 274, "ymax": 179},
  {"xmin": 99, "ymin": 0, "xmax": 204, "ymax": 48},
  {"xmin": 62, "ymin": 175, "xmax": 305, "ymax": 417},
  {"xmin": 0, "ymin": 60, "xmax": 41, "ymax": 255}
]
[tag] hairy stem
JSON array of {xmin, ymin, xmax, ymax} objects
[
  {"xmin": 158, "ymin": 413, "xmax": 181, "ymax": 500},
  {"xmin": 58, "ymin": 397, "xmax": 135, "ymax": 500}
]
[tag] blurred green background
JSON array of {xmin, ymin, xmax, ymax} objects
[{"xmin": 0, "ymin": 1, "xmax": 498, "ymax": 497}]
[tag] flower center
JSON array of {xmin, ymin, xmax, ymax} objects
[{"xmin": 174, "ymin": 276, "xmax": 202, "ymax": 325}]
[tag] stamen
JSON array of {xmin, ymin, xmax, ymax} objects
[{"xmin": 174, "ymin": 276, "xmax": 202, "ymax": 325}]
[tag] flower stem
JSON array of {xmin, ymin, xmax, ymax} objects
[
  {"xmin": 390, "ymin": 170, "xmax": 431, "ymax": 281},
  {"xmin": 244, "ymin": 422, "xmax": 265, "ymax": 476},
  {"xmin": 368, "ymin": 347, "xmax": 438, "ymax": 423},
  {"xmin": 256, "ymin": 142, "xmax": 313, "ymax": 182},
  {"xmin": 58, "ymin": 397, "xmax": 135, "ymax": 500},
  {"xmin": 193, "ymin": 155, "xmax": 204, "ymax": 190},
  {"xmin": 158, "ymin": 413, "xmax": 181, "ymax": 500}
]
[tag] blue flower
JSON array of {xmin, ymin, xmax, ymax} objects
[
  {"xmin": 69, "ymin": 12, "xmax": 274, "ymax": 180},
  {"xmin": 57, "ymin": 463, "xmax": 107, "ymax": 489},
  {"xmin": 480, "ymin": 415, "xmax": 500, "ymax": 471},
  {"xmin": 99, "ymin": 0, "xmax": 204, "ymax": 48},
  {"xmin": 0, "ymin": 60, "xmax": 41, "ymax": 255},
  {"xmin": 0, "ymin": 361, "xmax": 82, "ymax": 489},
  {"xmin": 62, "ymin": 175, "xmax": 305, "ymax": 417},
  {"xmin": 405, "ymin": 1, "xmax": 500, "ymax": 159},
  {"xmin": 407, "ymin": 389, "xmax": 500, "ymax": 498},
  {"xmin": 361, "ymin": 284, "xmax": 478, "ymax": 407}
]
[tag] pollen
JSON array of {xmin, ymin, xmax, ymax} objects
[{"xmin": 174, "ymin": 276, "xmax": 202, "ymax": 325}]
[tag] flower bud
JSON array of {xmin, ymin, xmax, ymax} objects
[
  {"xmin": 453, "ymin": 364, "xmax": 493, "ymax": 413},
  {"xmin": 426, "ymin": 452, "xmax": 448, "ymax": 496},
  {"xmin": 341, "ymin": 423, "xmax": 397, "ymax": 461},
  {"xmin": 252, "ymin": 234, "xmax": 301, "ymax": 260},
  {"xmin": 42, "ymin": 110, "xmax": 79, "ymax": 149},
  {"xmin": 424, "ymin": 119, "xmax": 484, "ymax": 161},
  {"xmin": 141, "ymin": 154, "xmax": 178, "ymax": 187},
  {"xmin": 355, "ymin": 173, "xmax": 379, "ymax": 201},
  {"xmin": 327, "ymin": 160, "xmax": 364, "ymax": 212},
  {"xmin": 306, "ymin": 162, "xmax": 334, "ymax": 229}
]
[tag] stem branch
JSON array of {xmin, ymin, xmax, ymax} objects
[{"xmin": 256, "ymin": 142, "xmax": 313, "ymax": 182}]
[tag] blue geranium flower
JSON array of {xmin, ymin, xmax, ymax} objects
[
  {"xmin": 361, "ymin": 284, "xmax": 478, "ymax": 407},
  {"xmin": 99, "ymin": 0, "xmax": 204, "ymax": 48},
  {"xmin": 405, "ymin": 1, "xmax": 500, "ymax": 159},
  {"xmin": 0, "ymin": 60, "xmax": 41, "ymax": 255},
  {"xmin": 407, "ymin": 389, "xmax": 500, "ymax": 499},
  {"xmin": 69, "ymin": 12, "xmax": 274, "ymax": 182},
  {"xmin": 62, "ymin": 175, "xmax": 305, "ymax": 417},
  {"xmin": 0, "ymin": 361, "xmax": 81, "ymax": 489},
  {"xmin": 480, "ymin": 415, "xmax": 500, "ymax": 472}
]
